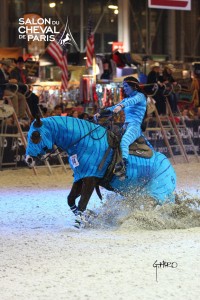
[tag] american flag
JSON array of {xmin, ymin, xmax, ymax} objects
[
  {"xmin": 86, "ymin": 17, "xmax": 94, "ymax": 68},
  {"xmin": 47, "ymin": 30, "xmax": 68, "ymax": 90}
]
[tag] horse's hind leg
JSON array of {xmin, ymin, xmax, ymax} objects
[
  {"xmin": 67, "ymin": 180, "xmax": 83, "ymax": 215},
  {"xmin": 78, "ymin": 177, "xmax": 97, "ymax": 212}
]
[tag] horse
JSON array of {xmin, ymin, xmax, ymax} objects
[{"xmin": 25, "ymin": 116, "xmax": 176, "ymax": 227}]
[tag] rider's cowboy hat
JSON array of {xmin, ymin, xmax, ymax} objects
[
  {"xmin": 150, "ymin": 62, "xmax": 160, "ymax": 69},
  {"xmin": 0, "ymin": 59, "xmax": 12, "ymax": 67},
  {"xmin": 166, "ymin": 64, "xmax": 176, "ymax": 72}
]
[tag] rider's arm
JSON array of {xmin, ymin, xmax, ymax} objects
[
  {"xmin": 95, "ymin": 93, "xmax": 143, "ymax": 117},
  {"xmin": 121, "ymin": 93, "xmax": 145, "ymax": 108}
]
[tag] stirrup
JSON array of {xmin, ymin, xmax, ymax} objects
[
  {"xmin": 118, "ymin": 173, "xmax": 126, "ymax": 181},
  {"xmin": 113, "ymin": 160, "xmax": 126, "ymax": 177}
]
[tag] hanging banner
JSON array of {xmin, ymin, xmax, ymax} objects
[
  {"xmin": 148, "ymin": 0, "xmax": 191, "ymax": 10},
  {"xmin": 112, "ymin": 42, "xmax": 124, "ymax": 53}
]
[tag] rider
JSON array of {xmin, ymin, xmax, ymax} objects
[{"xmin": 95, "ymin": 76, "xmax": 147, "ymax": 179}]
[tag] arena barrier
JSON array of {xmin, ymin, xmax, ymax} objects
[{"xmin": 1, "ymin": 120, "xmax": 200, "ymax": 168}]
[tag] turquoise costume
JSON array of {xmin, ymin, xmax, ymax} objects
[
  {"xmin": 106, "ymin": 90, "xmax": 147, "ymax": 159},
  {"xmin": 26, "ymin": 116, "xmax": 176, "ymax": 204}
]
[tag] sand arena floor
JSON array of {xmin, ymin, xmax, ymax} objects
[{"xmin": 0, "ymin": 163, "xmax": 200, "ymax": 300}]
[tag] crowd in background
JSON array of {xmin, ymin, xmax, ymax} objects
[
  {"xmin": 0, "ymin": 57, "xmax": 39, "ymax": 126},
  {"xmin": 38, "ymin": 101, "xmax": 200, "ymax": 125},
  {"xmin": 38, "ymin": 59, "xmax": 200, "ymax": 122},
  {"xmin": 1, "ymin": 56, "xmax": 200, "ymax": 128}
]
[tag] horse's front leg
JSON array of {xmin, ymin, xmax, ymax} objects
[
  {"xmin": 78, "ymin": 177, "xmax": 97, "ymax": 212},
  {"xmin": 67, "ymin": 180, "xmax": 83, "ymax": 215},
  {"xmin": 73, "ymin": 177, "xmax": 99, "ymax": 229}
]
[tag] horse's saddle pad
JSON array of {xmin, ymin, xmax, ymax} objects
[{"xmin": 129, "ymin": 136, "xmax": 153, "ymax": 158}]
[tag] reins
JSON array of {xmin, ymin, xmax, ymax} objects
[
  {"xmin": 68, "ymin": 114, "xmax": 113, "ymax": 148},
  {"xmin": 39, "ymin": 114, "xmax": 114, "ymax": 162},
  {"xmin": 38, "ymin": 146, "xmax": 61, "ymax": 162}
]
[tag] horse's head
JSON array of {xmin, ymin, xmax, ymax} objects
[{"xmin": 25, "ymin": 116, "xmax": 54, "ymax": 167}]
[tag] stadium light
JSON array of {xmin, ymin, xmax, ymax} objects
[
  {"xmin": 49, "ymin": 2, "xmax": 56, "ymax": 8},
  {"xmin": 108, "ymin": 5, "xmax": 118, "ymax": 10}
]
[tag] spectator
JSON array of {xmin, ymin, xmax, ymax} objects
[
  {"xmin": 112, "ymin": 50, "xmax": 126, "ymax": 69},
  {"xmin": 191, "ymin": 74, "xmax": 199, "ymax": 107},
  {"xmin": 51, "ymin": 104, "xmax": 62, "ymax": 116},
  {"xmin": 147, "ymin": 62, "xmax": 166, "ymax": 115},
  {"xmin": 69, "ymin": 109, "xmax": 79, "ymax": 118},
  {"xmin": 163, "ymin": 64, "xmax": 179, "ymax": 114},
  {"xmin": 0, "ymin": 59, "xmax": 27, "ymax": 120},
  {"xmin": 181, "ymin": 106, "xmax": 191, "ymax": 120},
  {"xmin": 193, "ymin": 107, "xmax": 200, "ymax": 120},
  {"xmin": 10, "ymin": 57, "xmax": 39, "ymax": 118},
  {"xmin": 100, "ymin": 58, "xmax": 111, "ymax": 80},
  {"xmin": 78, "ymin": 112, "xmax": 90, "ymax": 120}
]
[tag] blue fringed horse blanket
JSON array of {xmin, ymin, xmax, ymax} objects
[{"xmin": 26, "ymin": 116, "xmax": 176, "ymax": 204}]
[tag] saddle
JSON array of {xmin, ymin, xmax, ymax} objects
[
  {"xmin": 129, "ymin": 136, "xmax": 153, "ymax": 158},
  {"xmin": 107, "ymin": 130, "xmax": 153, "ymax": 159}
]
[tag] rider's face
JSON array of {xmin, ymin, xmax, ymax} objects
[{"xmin": 123, "ymin": 82, "xmax": 134, "ymax": 96}]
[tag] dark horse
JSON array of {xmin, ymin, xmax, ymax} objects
[{"xmin": 25, "ymin": 116, "xmax": 176, "ymax": 226}]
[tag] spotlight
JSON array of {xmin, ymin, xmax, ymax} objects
[
  {"xmin": 49, "ymin": 2, "xmax": 56, "ymax": 8},
  {"xmin": 108, "ymin": 5, "xmax": 118, "ymax": 10}
]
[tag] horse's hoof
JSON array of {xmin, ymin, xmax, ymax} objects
[
  {"xmin": 73, "ymin": 218, "xmax": 82, "ymax": 229},
  {"xmin": 73, "ymin": 209, "xmax": 98, "ymax": 229},
  {"xmin": 73, "ymin": 213, "xmax": 89, "ymax": 229}
]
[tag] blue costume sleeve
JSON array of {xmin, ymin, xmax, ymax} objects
[
  {"xmin": 105, "ymin": 103, "xmax": 119, "ymax": 112},
  {"xmin": 105, "ymin": 92, "xmax": 145, "ymax": 111},
  {"xmin": 121, "ymin": 93, "xmax": 145, "ymax": 108}
]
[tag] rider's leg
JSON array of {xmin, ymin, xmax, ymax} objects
[
  {"xmin": 114, "ymin": 124, "xmax": 141, "ymax": 178},
  {"xmin": 17, "ymin": 92, "xmax": 27, "ymax": 119},
  {"xmin": 121, "ymin": 124, "xmax": 141, "ymax": 160},
  {"xmin": 4, "ymin": 90, "xmax": 19, "ymax": 117}
]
